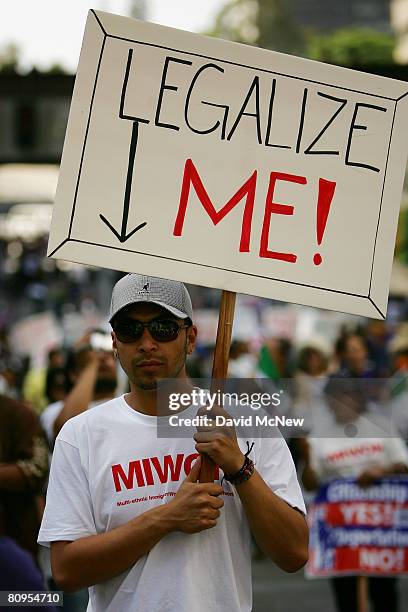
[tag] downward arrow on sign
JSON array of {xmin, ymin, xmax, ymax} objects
[{"xmin": 100, "ymin": 120, "xmax": 147, "ymax": 243}]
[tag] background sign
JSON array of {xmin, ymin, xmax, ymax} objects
[
  {"xmin": 307, "ymin": 477, "xmax": 408, "ymax": 577},
  {"xmin": 48, "ymin": 10, "xmax": 408, "ymax": 318}
]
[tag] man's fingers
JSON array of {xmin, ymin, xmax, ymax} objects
[
  {"xmin": 209, "ymin": 496, "xmax": 224, "ymax": 509},
  {"xmin": 195, "ymin": 418, "xmax": 216, "ymax": 433},
  {"xmin": 202, "ymin": 519, "xmax": 217, "ymax": 530},
  {"xmin": 208, "ymin": 509, "xmax": 221, "ymax": 519},
  {"xmin": 194, "ymin": 431, "xmax": 219, "ymax": 443},
  {"xmin": 195, "ymin": 442, "xmax": 214, "ymax": 455},
  {"xmin": 200, "ymin": 483, "xmax": 224, "ymax": 496},
  {"xmin": 185, "ymin": 457, "xmax": 201, "ymax": 482},
  {"xmin": 197, "ymin": 403, "xmax": 231, "ymax": 419},
  {"xmin": 196, "ymin": 424, "xmax": 216, "ymax": 433}
]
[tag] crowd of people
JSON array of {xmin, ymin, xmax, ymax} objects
[
  {"xmin": 0, "ymin": 274, "xmax": 407, "ymax": 611},
  {"xmin": 0, "ymin": 235, "xmax": 231, "ymax": 331}
]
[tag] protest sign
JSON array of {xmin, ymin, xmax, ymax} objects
[
  {"xmin": 48, "ymin": 10, "xmax": 408, "ymax": 318},
  {"xmin": 307, "ymin": 477, "xmax": 408, "ymax": 577},
  {"xmin": 10, "ymin": 312, "xmax": 63, "ymax": 368}
]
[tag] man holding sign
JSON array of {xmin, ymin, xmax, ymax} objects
[
  {"xmin": 38, "ymin": 273, "xmax": 307, "ymax": 611},
  {"xmin": 41, "ymin": 8, "xmax": 408, "ymax": 612}
]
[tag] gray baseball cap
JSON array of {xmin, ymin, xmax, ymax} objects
[{"xmin": 109, "ymin": 274, "xmax": 193, "ymax": 323}]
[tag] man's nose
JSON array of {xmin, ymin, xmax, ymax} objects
[{"xmin": 138, "ymin": 327, "xmax": 158, "ymax": 351}]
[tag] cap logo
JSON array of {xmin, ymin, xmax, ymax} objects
[{"xmin": 141, "ymin": 282, "xmax": 150, "ymax": 293}]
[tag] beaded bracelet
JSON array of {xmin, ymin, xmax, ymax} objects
[
  {"xmin": 223, "ymin": 456, "xmax": 255, "ymax": 486},
  {"xmin": 223, "ymin": 441, "xmax": 255, "ymax": 486}
]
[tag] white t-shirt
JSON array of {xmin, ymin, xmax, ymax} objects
[
  {"xmin": 308, "ymin": 415, "xmax": 408, "ymax": 482},
  {"xmin": 38, "ymin": 395, "xmax": 305, "ymax": 612}
]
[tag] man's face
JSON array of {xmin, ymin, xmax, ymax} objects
[
  {"xmin": 344, "ymin": 335, "xmax": 368, "ymax": 372},
  {"xmin": 329, "ymin": 393, "xmax": 360, "ymax": 425},
  {"xmin": 111, "ymin": 303, "xmax": 197, "ymax": 391},
  {"xmin": 95, "ymin": 350, "xmax": 118, "ymax": 393},
  {"xmin": 73, "ymin": 345, "xmax": 117, "ymax": 394}
]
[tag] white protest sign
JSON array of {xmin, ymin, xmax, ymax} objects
[
  {"xmin": 10, "ymin": 312, "xmax": 63, "ymax": 368},
  {"xmin": 48, "ymin": 10, "xmax": 408, "ymax": 319}
]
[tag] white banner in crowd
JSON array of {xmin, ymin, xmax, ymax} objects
[{"xmin": 48, "ymin": 10, "xmax": 408, "ymax": 318}]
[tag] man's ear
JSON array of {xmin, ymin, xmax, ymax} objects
[
  {"xmin": 111, "ymin": 332, "xmax": 119, "ymax": 359},
  {"xmin": 186, "ymin": 325, "xmax": 197, "ymax": 355}
]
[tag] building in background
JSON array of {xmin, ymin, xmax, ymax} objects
[
  {"xmin": 293, "ymin": 0, "xmax": 391, "ymax": 32},
  {"xmin": 0, "ymin": 73, "xmax": 73, "ymax": 164}
]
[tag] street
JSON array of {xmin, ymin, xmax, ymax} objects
[{"xmin": 252, "ymin": 558, "xmax": 408, "ymax": 611}]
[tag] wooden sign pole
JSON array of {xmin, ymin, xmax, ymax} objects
[
  {"xmin": 357, "ymin": 576, "xmax": 368, "ymax": 612},
  {"xmin": 199, "ymin": 290, "xmax": 237, "ymax": 483}
]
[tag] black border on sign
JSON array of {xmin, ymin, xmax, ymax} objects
[{"xmin": 50, "ymin": 10, "xmax": 408, "ymax": 320}]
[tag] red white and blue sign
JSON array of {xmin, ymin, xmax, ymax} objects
[{"xmin": 307, "ymin": 477, "xmax": 408, "ymax": 577}]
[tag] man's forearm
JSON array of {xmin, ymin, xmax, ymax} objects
[
  {"xmin": 52, "ymin": 504, "xmax": 175, "ymax": 591},
  {"xmin": 235, "ymin": 470, "xmax": 308, "ymax": 572}
]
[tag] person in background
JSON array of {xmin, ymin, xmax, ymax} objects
[
  {"xmin": 1, "ymin": 391, "xmax": 55, "ymax": 611},
  {"xmin": 365, "ymin": 320, "xmax": 391, "ymax": 378},
  {"xmin": 335, "ymin": 331, "xmax": 388, "ymax": 408},
  {"xmin": 256, "ymin": 338, "xmax": 296, "ymax": 445},
  {"xmin": 389, "ymin": 323, "xmax": 408, "ymax": 400},
  {"xmin": 302, "ymin": 377, "xmax": 408, "ymax": 612},
  {"xmin": 0, "ymin": 536, "xmax": 57, "ymax": 612},
  {"xmin": 335, "ymin": 333, "xmax": 378, "ymax": 379},
  {"xmin": 45, "ymin": 367, "xmax": 68, "ymax": 405},
  {"xmin": 48, "ymin": 349, "xmax": 65, "ymax": 370},
  {"xmin": 257, "ymin": 337, "xmax": 293, "ymax": 382},
  {"xmin": 0, "ymin": 328, "xmax": 10, "ymax": 362},
  {"xmin": 0, "ymin": 394, "xmax": 48, "ymax": 559},
  {"xmin": 228, "ymin": 339, "xmax": 257, "ymax": 378},
  {"xmin": 40, "ymin": 334, "xmax": 116, "ymax": 612},
  {"xmin": 293, "ymin": 345, "xmax": 328, "ymax": 411},
  {"xmin": 389, "ymin": 330, "xmax": 408, "ymax": 444},
  {"xmin": 291, "ymin": 345, "xmax": 329, "ymax": 467},
  {"xmin": 23, "ymin": 347, "xmax": 66, "ymax": 414},
  {"xmin": 0, "ymin": 355, "xmax": 23, "ymax": 399},
  {"xmin": 40, "ymin": 332, "xmax": 117, "ymax": 448}
]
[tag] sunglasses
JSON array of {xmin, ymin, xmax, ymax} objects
[{"xmin": 113, "ymin": 318, "xmax": 190, "ymax": 343}]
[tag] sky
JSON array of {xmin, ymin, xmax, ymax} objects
[{"xmin": 1, "ymin": 0, "xmax": 228, "ymax": 71}]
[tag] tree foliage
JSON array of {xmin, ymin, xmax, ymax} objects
[
  {"xmin": 208, "ymin": 1, "xmax": 396, "ymax": 67},
  {"xmin": 257, "ymin": 0, "xmax": 304, "ymax": 54},
  {"xmin": 207, "ymin": 0, "xmax": 304, "ymax": 54},
  {"xmin": 307, "ymin": 28, "xmax": 395, "ymax": 66},
  {"xmin": 207, "ymin": 0, "xmax": 259, "ymax": 45}
]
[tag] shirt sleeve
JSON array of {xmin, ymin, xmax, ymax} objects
[
  {"xmin": 38, "ymin": 435, "xmax": 97, "ymax": 547},
  {"xmin": 257, "ymin": 435, "xmax": 306, "ymax": 515}
]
